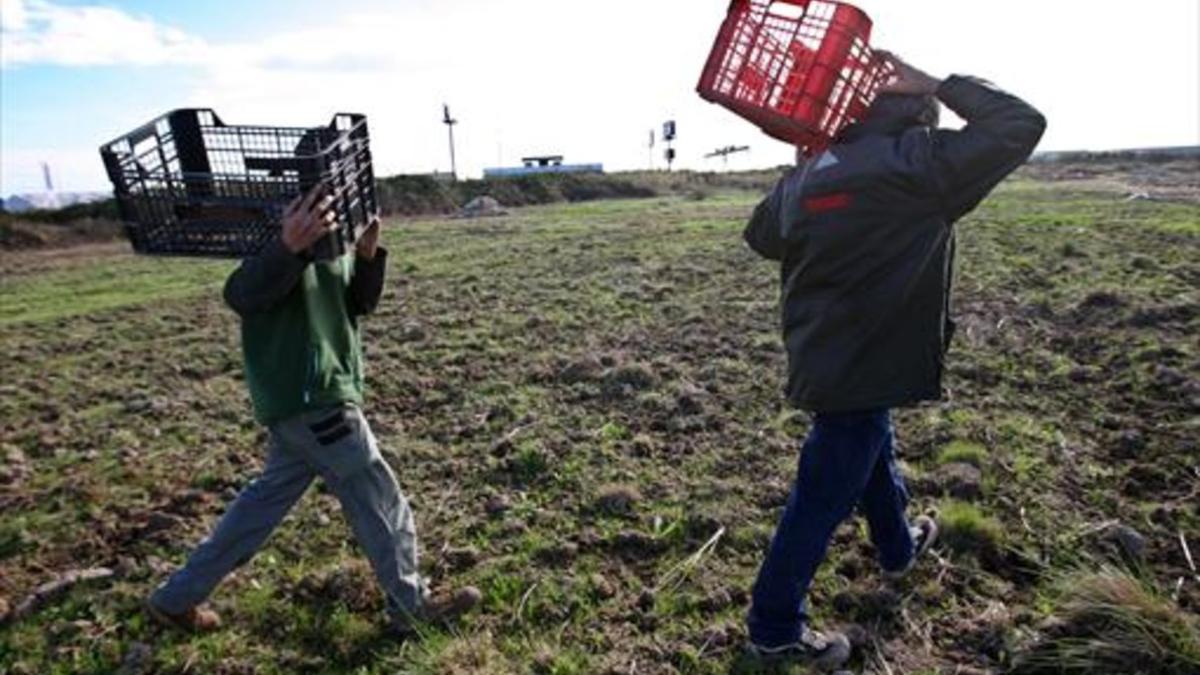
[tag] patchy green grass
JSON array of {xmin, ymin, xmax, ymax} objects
[
  {"xmin": 938, "ymin": 501, "xmax": 1006, "ymax": 556},
  {"xmin": 937, "ymin": 440, "xmax": 989, "ymax": 468},
  {"xmin": 1, "ymin": 176, "xmax": 1197, "ymax": 673},
  {"xmin": 0, "ymin": 256, "xmax": 231, "ymax": 326}
]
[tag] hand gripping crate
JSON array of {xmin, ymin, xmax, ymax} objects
[
  {"xmin": 99, "ymin": 109, "xmax": 378, "ymax": 259},
  {"xmin": 697, "ymin": 0, "xmax": 892, "ymax": 156}
]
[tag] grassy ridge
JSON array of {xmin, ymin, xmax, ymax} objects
[{"xmin": 1, "ymin": 170, "xmax": 781, "ymax": 252}]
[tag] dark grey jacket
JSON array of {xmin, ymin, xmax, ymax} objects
[{"xmin": 744, "ymin": 75, "xmax": 1046, "ymax": 412}]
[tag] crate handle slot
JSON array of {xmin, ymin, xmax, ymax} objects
[{"xmin": 767, "ymin": 0, "xmax": 806, "ymax": 21}]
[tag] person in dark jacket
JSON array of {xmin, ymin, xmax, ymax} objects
[
  {"xmin": 145, "ymin": 186, "xmax": 481, "ymax": 634},
  {"xmin": 741, "ymin": 52, "xmax": 1046, "ymax": 667}
]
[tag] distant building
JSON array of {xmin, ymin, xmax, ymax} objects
[{"xmin": 483, "ymin": 155, "xmax": 603, "ymax": 178}]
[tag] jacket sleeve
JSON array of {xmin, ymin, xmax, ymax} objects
[
  {"xmin": 347, "ymin": 246, "xmax": 388, "ymax": 317},
  {"xmin": 743, "ymin": 167, "xmax": 804, "ymax": 261},
  {"xmin": 223, "ymin": 238, "xmax": 308, "ymax": 317},
  {"xmin": 928, "ymin": 75, "xmax": 1047, "ymax": 221}
]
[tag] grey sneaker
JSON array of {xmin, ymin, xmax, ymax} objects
[
  {"xmin": 884, "ymin": 515, "xmax": 939, "ymax": 580},
  {"xmin": 747, "ymin": 626, "xmax": 851, "ymax": 670},
  {"xmin": 392, "ymin": 585, "xmax": 482, "ymax": 636}
]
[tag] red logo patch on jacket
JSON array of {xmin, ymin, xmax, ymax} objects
[{"xmin": 803, "ymin": 192, "xmax": 853, "ymax": 213}]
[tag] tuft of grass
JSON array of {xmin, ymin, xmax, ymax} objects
[
  {"xmin": 508, "ymin": 440, "xmax": 550, "ymax": 483},
  {"xmin": 937, "ymin": 440, "xmax": 989, "ymax": 468},
  {"xmin": 1013, "ymin": 566, "xmax": 1200, "ymax": 675},
  {"xmin": 939, "ymin": 500, "xmax": 1005, "ymax": 555}
]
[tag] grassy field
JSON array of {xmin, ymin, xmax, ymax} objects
[{"xmin": 1, "ymin": 179, "xmax": 1197, "ymax": 674}]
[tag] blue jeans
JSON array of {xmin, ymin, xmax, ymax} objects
[
  {"xmin": 748, "ymin": 409, "xmax": 914, "ymax": 647},
  {"xmin": 151, "ymin": 405, "xmax": 426, "ymax": 620}
]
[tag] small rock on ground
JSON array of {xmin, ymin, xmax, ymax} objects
[{"xmin": 1105, "ymin": 523, "xmax": 1146, "ymax": 561}]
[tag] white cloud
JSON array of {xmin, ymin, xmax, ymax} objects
[
  {"xmin": 0, "ymin": 0, "xmax": 29, "ymax": 31},
  {"xmin": 0, "ymin": 0, "xmax": 207, "ymax": 67}
]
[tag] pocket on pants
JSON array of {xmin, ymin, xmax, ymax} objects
[{"xmin": 303, "ymin": 406, "xmax": 379, "ymax": 481}]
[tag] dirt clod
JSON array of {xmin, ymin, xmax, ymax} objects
[
  {"xmin": 143, "ymin": 511, "xmax": 182, "ymax": 534},
  {"xmin": 605, "ymin": 363, "xmax": 658, "ymax": 392},
  {"xmin": 674, "ymin": 383, "xmax": 709, "ymax": 416},
  {"xmin": 1116, "ymin": 429, "xmax": 1146, "ymax": 457},
  {"xmin": 608, "ymin": 530, "xmax": 667, "ymax": 559},
  {"xmin": 484, "ymin": 493, "xmax": 512, "ymax": 517},
  {"xmin": 558, "ymin": 355, "xmax": 604, "ymax": 384},
  {"xmin": 112, "ymin": 556, "xmax": 141, "ymax": 580},
  {"xmin": 594, "ymin": 484, "xmax": 642, "ymax": 516},
  {"xmin": 698, "ymin": 587, "xmax": 735, "ymax": 612},
  {"xmin": 116, "ymin": 642, "xmax": 153, "ymax": 675},
  {"xmin": 935, "ymin": 462, "xmax": 984, "ymax": 500},
  {"xmin": 637, "ymin": 589, "xmax": 656, "ymax": 612},
  {"xmin": 831, "ymin": 587, "xmax": 902, "ymax": 624},
  {"xmin": 293, "ymin": 560, "xmax": 380, "ymax": 613},
  {"xmin": 590, "ymin": 573, "xmax": 616, "ymax": 600},
  {"xmin": 534, "ymin": 542, "xmax": 579, "ymax": 566},
  {"xmin": 444, "ymin": 546, "xmax": 481, "ymax": 571}
]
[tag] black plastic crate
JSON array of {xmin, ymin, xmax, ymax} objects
[{"xmin": 99, "ymin": 109, "xmax": 378, "ymax": 259}]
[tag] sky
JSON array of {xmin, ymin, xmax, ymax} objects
[{"xmin": 1, "ymin": 0, "xmax": 1198, "ymax": 195}]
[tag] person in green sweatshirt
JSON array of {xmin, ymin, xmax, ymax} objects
[{"xmin": 146, "ymin": 185, "xmax": 480, "ymax": 634}]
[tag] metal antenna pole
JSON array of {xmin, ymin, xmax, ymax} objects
[{"xmin": 442, "ymin": 104, "xmax": 459, "ymax": 181}]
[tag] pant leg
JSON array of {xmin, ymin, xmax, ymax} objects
[
  {"xmin": 747, "ymin": 409, "xmax": 892, "ymax": 647},
  {"xmin": 275, "ymin": 405, "xmax": 425, "ymax": 617},
  {"xmin": 151, "ymin": 433, "xmax": 315, "ymax": 613},
  {"xmin": 858, "ymin": 416, "xmax": 915, "ymax": 572}
]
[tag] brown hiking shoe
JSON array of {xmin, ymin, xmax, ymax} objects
[
  {"xmin": 393, "ymin": 586, "xmax": 482, "ymax": 636},
  {"xmin": 146, "ymin": 599, "xmax": 222, "ymax": 633}
]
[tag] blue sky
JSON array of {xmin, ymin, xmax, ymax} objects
[{"xmin": 2, "ymin": 0, "xmax": 1198, "ymax": 195}]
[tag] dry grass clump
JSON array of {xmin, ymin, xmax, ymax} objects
[{"xmin": 1013, "ymin": 566, "xmax": 1200, "ymax": 675}]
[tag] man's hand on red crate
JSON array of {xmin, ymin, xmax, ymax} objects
[
  {"xmin": 281, "ymin": 185, "xmax": 337, "ymax": 256},
  {"xmin": 876, "ymin": 51, "xmax": 943, "ymax": 96},
  {"xmin": 356, "ymin": 217, "xmax": 381, "ymax": 261}
]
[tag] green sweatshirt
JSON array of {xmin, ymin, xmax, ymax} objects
[{"xmin": 223, "ymin": 239, "xmax": 388, "ymax": 424}]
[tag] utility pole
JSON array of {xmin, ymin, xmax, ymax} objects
[
  {"xmin": 648, "ymin": 130, "xmax": 655, "ymax": 170},
  {"xmin": 42, "ymin": 162, "xmax": 54, "ymax": 192},
  {"xmin": 442, "ymin": 103, "xmax": 458, "ymax": 181}
]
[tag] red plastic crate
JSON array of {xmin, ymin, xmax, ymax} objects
[{"xmin": 697, "ymin": 0, "xmax": 892, "ymax": 156}]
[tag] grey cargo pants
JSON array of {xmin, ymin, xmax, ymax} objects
[{"xmin": 150, "ymin": 404, "xmax": 425, "ymax": 619}]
